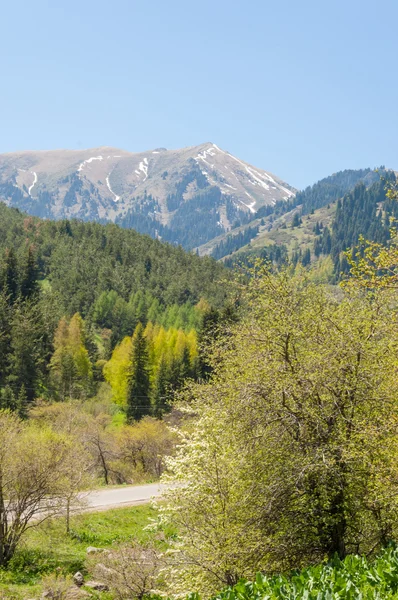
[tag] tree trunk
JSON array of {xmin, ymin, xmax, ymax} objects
[
  {"xmin": 99, "ymin": 449, "xmax": 109, "ymax": 485},
  {"xmin": 327, "ymin": 474, "xmax": 347, "ymax": 559},
  {"xmin": 66, "ymin": 498, "xmax": 71, "ymax": 535},
  {"xmin": 0, "ymin": 474, "xmax": 6, "ymax": 567}
]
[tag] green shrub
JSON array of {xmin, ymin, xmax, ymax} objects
[{"xmin": 206, "ymin": 546, "xmax": 398, "ymax": 600}]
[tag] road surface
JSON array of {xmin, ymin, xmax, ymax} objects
[{"xmin": 84, "ymin": 483, "xmax": 165, "ymax": 511}]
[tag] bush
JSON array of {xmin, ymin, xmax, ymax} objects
[{"xmin": 207, "ymin": 546, "xmax": 398, "ymax": 600}]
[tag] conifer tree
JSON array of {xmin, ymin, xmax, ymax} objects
[
  {"xmin": 0, "ymin": 293, "xmax": 11, "ymax": 388},
  {"xmin": 17, "ymin": 384, "xmax": 28, "ymax": 419},
  {"xmin": 153, "ymin": 354, "xmax": 170, "ymax": 417},
  {"xmin": 4, "ymin": 248, "xmax": 18, "ymax": 304},
  {"xmin": 0, "ymin": 385, "xmax": 16, "ymax": 411},
  {"xmin": 7, "ymin": 303, "xmax": 45, "ymax": 403},
  {"xmin": 301, "ymin": 247, "xmax": 311, "ymax": 266},
  {"xmin": 20, "ymin": 247, "xmax": 38, "ymax": 300},
  {"xmin": 126, "ymin": 323, "xmax": 151, "ymax": 422}
]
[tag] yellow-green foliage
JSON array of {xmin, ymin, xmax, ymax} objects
[
  {"xmin": 343, "ymin": 230, "xmax": 398, "ymax": 291},
  {"xmin": 160, "ymin": 266, "xmax": 398, "ymax": 595},
  {"xmin": 50, "ymin": 313, "xmax": 93, "ymax": 399},
  {"xmin": 103, "ymin": 335, "xmax": 132, "ymax": 405},
  {"xmin": 103, "ymin": 322, "xmax": 198, "ymax": 406}
]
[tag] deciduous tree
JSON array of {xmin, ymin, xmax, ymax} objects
[{"xmin": 160, "ymin": 267, "xmax": 398, "ymax": 595}]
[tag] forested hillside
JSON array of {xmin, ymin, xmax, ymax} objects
[
  {"xmin": 205, "ymin": 167, "xmax": 383, "ymax": 261},
  {"xmin": 223, "ymin": 170, "xmax": 397, "ymax": 279},
  {"xmin": 0, "ymin": 202, "xmax": 229, "ymax": 412}
]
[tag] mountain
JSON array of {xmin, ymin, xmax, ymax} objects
[
  {"xmin": 216, "ymin": 169, "xmax": 398, "ymax": 279},
  {"xmin": 200, "ymin": 167, "xmax": 386, "ymax": 259},
  {"xmin": 0, "ymin": 143, "xmax": 295, "ymax": 250}
]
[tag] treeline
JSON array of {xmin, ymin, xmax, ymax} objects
[
  {"xmin": 117, "ymin": 186, "xmax": 226, "ymax": 250},
  {"xmin": 211, "ymin": 226, "xmax": 259, "ymax": 260},
  {"xmin": 255, "ymin": 168, "xmax": 383, "ymax": 222},
  {"xmin": 311, "ymin": 174, "xmax": 397, "ymax": 274},
  {"xmin": 164, "ymin": 186, "xmax": 224, "ymax": 249},
  {"xmin": 92, "ymin": 289, "xmax": 205, "ymax": 350},
  {"xmin": 0, "ymin": 203, "xmax": 227, "ymax": 316},
  {"xmin": 104, "ymin": 321, "xmax": 199, "ymax": 420},
  {"xmin": 0, "ymin": 203, "xmax": 229, "ymax": 412},
  {"xmin": 224, "ymin": 243, "xmax": 288, "ymax": 270},
  {"xmin": 0, "ymin": 247, "xmax": 51, "ymax": 408},
  {"xmin": 293, "ymin": 168, "xmax": 381, "ymax": 214}
]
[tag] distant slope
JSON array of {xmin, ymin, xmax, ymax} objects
[
  {"xmin": 0, "ymin": 202, "xmax": 228, "ymax": 318},
  {"xmin": 202, "ymin": 168, "xmax": 387, "ymax": 260},
  {"xmin": 0, "ymin": 144, "xmax": 295, "ymax": 250},
  {"xmin": 221, "ymin": 171, "xmax": 398, "ymax": 278},
  {"xmin": 290, "ymin": 168, "xmax": 381, "ymax": 214}
]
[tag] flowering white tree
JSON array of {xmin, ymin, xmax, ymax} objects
[{"xmin": 160, "ymin": 268, "xmax": 398, "ymax": 595}]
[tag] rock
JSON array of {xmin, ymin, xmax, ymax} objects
[
  {"xmin": 85, "ymin": 580, "xmax": 109, "ymax": 592},
  {"xmin": 86, "ymin": 546, "xmax": 106, "ymax": 554},
  {"xmin": 73, "ymin": 571, "xmax": 84, "ymax": 586},
  {"xmin": 66, "ymin": 589, "xmax": 90, "ymax": 599},
  {"xmin": 42, "ymin": 582, "xmax": 89, "ymax": 599}
]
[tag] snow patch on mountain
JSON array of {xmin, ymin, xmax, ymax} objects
[
  {"xmin": 138, "ymin": 158, "xmax": 149, "ymax": 181},
  {"xmin": 78, "ymin": 155, "xmax": 104, "ymax": 173},
  {"xmin": 196, "ymin": 147, "xmax": 217, "ymax": 161},
  {"xmin": 106, "ymin": 174, "xmax": 120, "ymax": 202},
  {"xmin": 245, "ymin": 166, "xmax": 270, "ymax": 190},
  {"xmin": 0, "ymin": 144, "xmax": 296, "ymax": 243},
  {"xmin": 28, "ymin": 172, "xmax": 37, "ymax": 196}
]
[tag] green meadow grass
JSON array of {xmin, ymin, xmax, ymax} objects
[{"xmin": 0, "ymin": 504, "xmax": 162, "ymax": 599}]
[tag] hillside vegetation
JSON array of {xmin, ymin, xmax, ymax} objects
[
  {"xmin": 0, "ymin": 202, "xmax": 231, "ymax": 413},
  {"xmin": 203, "ymin": 547, "xmax": 398, "ymax": 600},
  {"xmin": 2, "ymin": 181, "xmax": 398, "ymax": 600},
  {"xmin": 220, "ymin": 170, "xmax": 397, "ymax": 280},
  {"xmin": 159, "ymin": 251, "xmax": 398, "ymax": 595}
]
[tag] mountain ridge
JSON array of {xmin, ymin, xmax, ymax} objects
[{"xmin": 0, "ymin": 143, "xmax": 296, "ymax": 249}]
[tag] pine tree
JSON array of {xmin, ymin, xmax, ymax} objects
[
  {"xmin": 314, "ymin": 237, "xmax": 322, "ymax": 257},
  {"xmin": 153, "ymin": 354, "xmax": 170, "ymax": 417},
  {"xmin": 179, "ymin": 345, "xmax": 192, "ymax": 382},
  {"xmin": 0, "ymin": 385, "xmax": 16, "ymax": 411},
  {"xmin": 126, "ymin": 323, "xmax": 151, "ymax": 422},
  {"xmin": 20, "ymin": 247, "xmax": 38, "ymax": 300},
  {"xmin": 16, "ymin": 384, "xmax": 28, "ymax": 419},
  {"xmin": 0, "ymin": 293, "xmax": 11, "ymax": 388},
  {"xmin": 301, "ymin": 248, "xmax": 311, "ymax": 267},
  {"xmin": 291, "ymin": 213, "xmax": 302, "ymax": 228},
  {"xmin": 4, "ymin": 248, "xmax": 18, "ymax": 304},
  {"xmin": 7, "ymin": 303, "xmax": 45, "ymax": 403}
]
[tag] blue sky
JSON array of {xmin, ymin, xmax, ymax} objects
[{"xmin": 1, "ymin": 0, "xmax": 397, "ymax": 189}]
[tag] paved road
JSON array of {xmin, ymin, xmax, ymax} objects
[{"xmin": 84, "ymin": 483, "xmax": 165, "ymax": 511}]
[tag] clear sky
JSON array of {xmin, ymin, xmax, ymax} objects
[{"xmin": 1, "ymin": 0, "xmax": 397, "ymax": 189}]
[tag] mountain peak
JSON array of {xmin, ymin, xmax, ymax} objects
[{"xmin": 0, "ymin": 144, "xmax": 296, "ymax": 250}]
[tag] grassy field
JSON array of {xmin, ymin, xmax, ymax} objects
[{"xmin": 0, "ymin": 504, "xmax": 164, "ymax": 599}]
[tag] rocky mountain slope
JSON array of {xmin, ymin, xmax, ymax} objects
[
  {"xmin": 199, "ymin": 167, "xmax": 385, "ymax": 259},
  {"xmin": 0, "ymin": 143, "xmax": 295, "ymax": 249}
]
